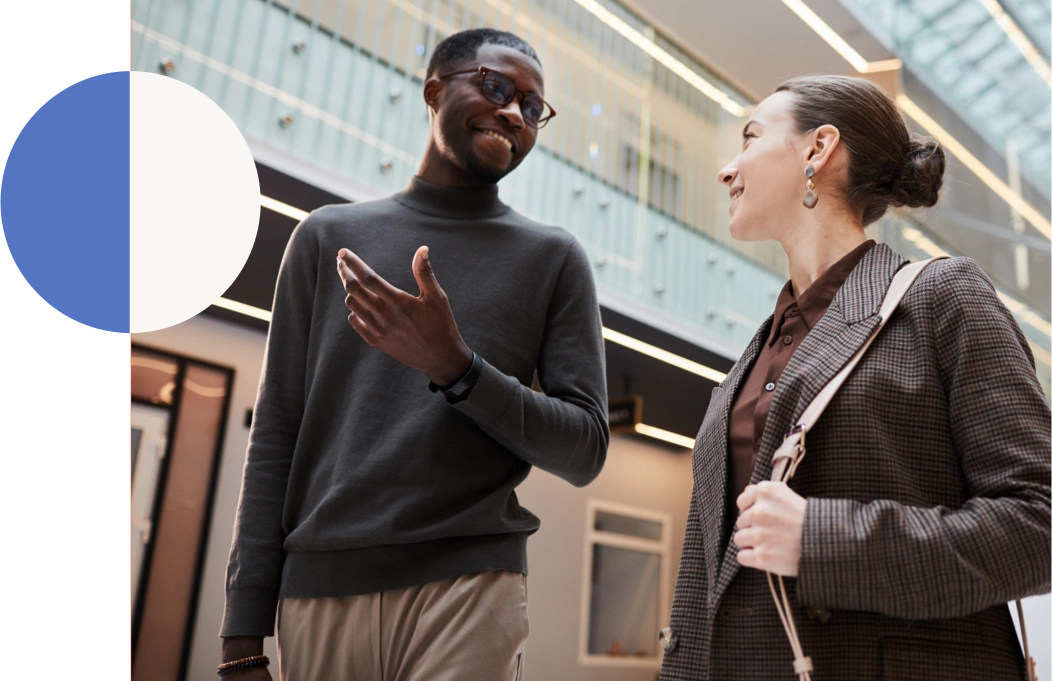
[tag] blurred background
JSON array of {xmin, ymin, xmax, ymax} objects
[{"xmin": 127, "ymin": 0, "xmax": 1051, "ymax": 678}]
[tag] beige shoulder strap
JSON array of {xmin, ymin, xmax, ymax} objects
[
  {"xmin": 762, "ymin": 256, "xmax": 1037, "ymax": 681},
  {"xmin": 769, "ymin": 256, "xmax": 946, "ymax": 482}
]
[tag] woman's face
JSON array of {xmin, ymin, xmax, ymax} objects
[{"xmin": 718, "ymin": 90, "xmax": 808, "ymax": 242}]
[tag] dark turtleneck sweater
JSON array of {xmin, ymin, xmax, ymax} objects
[{"xmin": 222, "ymin": 177, "xmax": 610, "ymax": 637}]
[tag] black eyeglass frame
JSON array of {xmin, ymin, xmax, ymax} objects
[{"xmin": 436, "ymin": 66, "xmax": 556, "ymax": 129}]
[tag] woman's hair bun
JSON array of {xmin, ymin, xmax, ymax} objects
[{"xmin": 893, "ymin": 135, "xmax": 945, "ymax": 209}]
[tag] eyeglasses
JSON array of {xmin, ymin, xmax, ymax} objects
[{"xmin": 437, "ymin": 66, "xmax": 556, "ymax": 129}]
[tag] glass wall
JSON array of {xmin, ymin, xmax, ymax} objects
[
  {"xmin": 844, "ymin": 0, "xmax": 1051, "ymax": 199},
  {"xmin": 131, "ymin": 0, "xmax": 1050, "ymax": 386},
  {"xmin": 132, "ymin": 0, "xmax": 798, "ymax": 352}
]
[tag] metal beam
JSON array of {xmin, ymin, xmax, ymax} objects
[
  {"xmin": 902, "ymin": 0, "xmax": 970, "ymax": 46},
  {"xmin": 962, "ymin": 78, "xmax": 999, "ymax": 106},
  {"xmin": 943, "ymin": 39, "xmax": 1013, "ymax": 91},
  {"xmin": 937, "ymin": 209, "xmax": 1052, "ymax": 252},
  {"xmin": 923, "ymin": 16, "xmax": 992, "ymax": 69}
]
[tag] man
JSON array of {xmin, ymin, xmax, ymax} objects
[{"xmin": 219, "ymin": 28, "xmax": 609, "ymax": 681}]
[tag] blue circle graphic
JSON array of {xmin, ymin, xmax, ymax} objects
[{"xmin": 3, "ymin": 72, "xmax": 130, "ymax": 332}]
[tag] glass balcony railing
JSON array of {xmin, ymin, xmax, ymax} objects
[
  {"xmin": 132, "ymin": 0, "xmax": 787, "ymax": 352},
  {"xmin": 876, "ymin": 212, "xmax": 1051, "ymax": 397},
  {"xmin": 131, "ymin": 0, "xmax": 1051, "ymax": 391}
]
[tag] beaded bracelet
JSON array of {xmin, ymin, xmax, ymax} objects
[{"xmin": 217, "ymin": 655, "xmax": 269, "ymax": 676}]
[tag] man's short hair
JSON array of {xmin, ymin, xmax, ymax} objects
[{"xmin": 426, "ymin": 28, "xmax": 540, "ymax": 80}]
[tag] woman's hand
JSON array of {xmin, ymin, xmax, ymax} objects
[{"xmin": 733, "ymin": 481, "xmax": 807, "ymax": 576}]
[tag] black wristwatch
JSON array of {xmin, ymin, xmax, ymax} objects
[{"xmin": 428, "ymin": 351, "xmax": 483, "ymax": 403}]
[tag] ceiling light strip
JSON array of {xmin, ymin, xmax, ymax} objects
[
  {"xmin": 602, "ymin": 327, "xmax": 727, "ymax": 383},
  {"xmin": 896, "ymin": 95, "xmax": 1052, "ymax": 239},
  {"xmin": 862, "ymin": 58, "xmax": 903, "ymax": 73},
  {"xmin": 213, "ymin": 297, "xmax": 273, "ymax": 322},
  {"xmin": 900, "ymin": 226, "xmax": 951, "ymax": 258},
  {"xmin": 997, "ymin": 292, "xmax": 1052, "ymax": 339},
  {"xmin": 634, "ymin": 423, "xmax": 694, "ymax": 449},
  {"xmin": 261, "ymin": 194, "xmax": 310, "ymax": 222},
  {"xmin": 213, "ymin": 298, "xmax": 729, "ymax": 382},
  {"xmin": 569, "ymin": 0, "xmax": 746, "ymax": 116},
  {"xmin": 779, "ymin": 0, "xmax": 869, "ymax": 72},
  {"xmin": 777, "ymin": 0, "xmax": 896, "ymax": 74},
  {"xmin": 780, "ymin": 1, "xmax": 1050, "ymax": 237},
  {"xmin": 200, "ymin": 306, "xmax": 1052, "ymax": 440},
  {"xmin": 1028, "ymin": 341, "xmax": 1052, "ymax": 368},
  {"xmin": 209, "ymin": 298, "xmax": 706, "ymax": 446},
  {"xmin": 978, "ymin": 0, "xmax": 1052, "ymax": 88}
]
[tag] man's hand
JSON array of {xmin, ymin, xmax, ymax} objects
[
  {"xmin": 220, "ymin": 636, "xmax": 273, "ymax": 680},
  {"xmin": 337, "ymin": 246, "xmax": 473, "ymax": 387},
  {"xmin": 733, "ymin": 481, "xmax": 807, "ymax": 576}
]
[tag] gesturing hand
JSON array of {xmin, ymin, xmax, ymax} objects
[
  {"xmin": 337, "ymin": 246, "xmax": 473, "ymax": 388},
  {"xmin": 733, "ymin": 481, "xmax": 807, "ymax": 577}
]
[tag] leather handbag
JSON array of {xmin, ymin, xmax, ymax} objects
[{"xmin": 764, "ymin": 256, "xmax": 1037, "ymax": 681}]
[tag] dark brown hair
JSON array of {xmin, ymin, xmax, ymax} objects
[{"xmin": 776, "ymin": 75, "xmax": 945, "ymax": 226}]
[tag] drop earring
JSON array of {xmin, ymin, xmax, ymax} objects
[{"xmin": 803, "ymin": 165, "xmax": 818, "ymax": 209}]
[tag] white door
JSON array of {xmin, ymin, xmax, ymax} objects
[{"xmin": 131, "ymin": 402, "xmax": 170, "ymax": 614}]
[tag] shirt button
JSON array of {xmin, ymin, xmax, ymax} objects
[
  {"xmin": 765, "ymin": 382, "xmax": 776, "ymax": 392},
  {"xmin": 783, "ymin": 335, "xmax": 793, "ymax": 345}
]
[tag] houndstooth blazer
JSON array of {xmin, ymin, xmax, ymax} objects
[{"xmin": 659, "ymin": 244, "xmax": 1051, "ymax": 681}]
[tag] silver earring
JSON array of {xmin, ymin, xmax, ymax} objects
[{"xmin": 803, "ymin": 165, "xmax": 818, "ymax": 209}]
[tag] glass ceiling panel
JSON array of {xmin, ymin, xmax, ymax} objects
[
  {"xmin": 846, "ymin": 0, "xmax": 1052, "ymax": 199},
  {"xmin": 1001, "ymin": 0, "xmax": 1052, "ymax": 58}
]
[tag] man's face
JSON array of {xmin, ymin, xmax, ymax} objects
[{"xmin": 429, "ymin": 43, "xmax": 545, "ymax": 184}]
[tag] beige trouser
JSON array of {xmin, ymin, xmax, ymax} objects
[{"xmin": 276, "ymin": 570, "xmax": 529, "ymax": 681}]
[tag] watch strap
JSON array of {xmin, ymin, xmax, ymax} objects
[{"xmin": 428, "ymin": 351, "xmax": 483, "ymax": 403}]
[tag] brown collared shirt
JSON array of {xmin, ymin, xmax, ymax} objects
[{"xmin": 726, "ymin": 240, "xmax": 875, "ymax": 532}]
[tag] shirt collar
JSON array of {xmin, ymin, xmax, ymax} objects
[{"xmin": 767, "ymin": 239, "xmax": 876, "ymax": 346}]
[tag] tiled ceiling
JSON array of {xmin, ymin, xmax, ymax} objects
[{"xmin": 831, "ymin": 0, "xmax": 1049, "ymax": 198}]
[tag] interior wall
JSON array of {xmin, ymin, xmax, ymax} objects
[
  {"xmin": 136, "ymin": 309, "xmax": 1052, "ymax": 681},
  {"xmin": 133, "ymin": 313, "xmax": 696, "ymax": 681},
  {"xmin": 518, "ymin": 439, "xmax": 693, "ymax": 681},
  {"xmin": 133, "ymin": 314, "xmax": 273, "ymax": 681}
]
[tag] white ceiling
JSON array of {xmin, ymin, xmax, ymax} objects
[{"xmin": 621, "ymin": 0, "xmax": 898, "ymax": 101}]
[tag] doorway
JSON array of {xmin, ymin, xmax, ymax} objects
[
  {"xmin": 131, "ymin": 345, "xmax": 234, "ymax": 681},
  {"xmin": 131, "ymin": 402, "xmax": 170, "ymax": 614}
]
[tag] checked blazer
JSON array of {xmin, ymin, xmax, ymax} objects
[{"xmin": 659, "ymin": 244, "xmax": 1051, "ymax": 681}]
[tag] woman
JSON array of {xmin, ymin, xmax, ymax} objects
[{"xmin": 659, "ymin": 75, "xmax": 1050, "ymax": 681}]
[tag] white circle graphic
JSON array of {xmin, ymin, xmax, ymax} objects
[{"xmin": 129, "ymin": 72, "xmax": 259, "ymax": 333}]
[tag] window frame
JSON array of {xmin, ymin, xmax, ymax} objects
[{"xmin": 578, "ymin": 498, "xmax": 672, "ymax": 668}]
